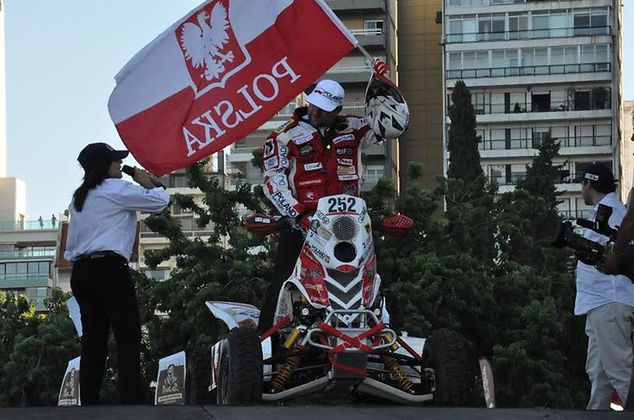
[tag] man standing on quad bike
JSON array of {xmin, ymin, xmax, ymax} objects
[{"xmin": 258, "ymin": 59, "xmax": 409, "ymax": 332}]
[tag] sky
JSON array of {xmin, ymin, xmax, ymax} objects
[{"xmin": 4, "ymin": 1, "xmax": 634, "ymax": 221}]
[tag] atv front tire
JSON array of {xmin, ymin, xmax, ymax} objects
[
  {"xmin": 426, "ymin": 328, "xmax": 467, "ymax": 406},
  {"xmin": 216, "ymin": 326, "xmax": 263, "ymax": 405}
]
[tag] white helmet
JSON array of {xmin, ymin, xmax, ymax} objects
[{"xmin": 365, "ymin": 73, "xmax": 409, "ymax": 139}]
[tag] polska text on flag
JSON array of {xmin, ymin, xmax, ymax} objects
[{"xmin": 108, "ymin": 0, "xmax": 358, "ymax": 176}]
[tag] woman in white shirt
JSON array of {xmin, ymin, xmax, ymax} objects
[{"xmin": 65, "ymin": 142, "xmax": 170, "ymax": 404}]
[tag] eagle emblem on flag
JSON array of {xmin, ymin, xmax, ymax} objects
[{"xmin": 177, "ymin": 0, "xmax": 249, "ymax": 96}]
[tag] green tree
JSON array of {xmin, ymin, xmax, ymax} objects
[{"xmin": 0, "ymin": 289, "xmax": 79, "ymax": 406}]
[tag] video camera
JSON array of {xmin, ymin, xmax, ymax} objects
[{"xmin": 553, "ymin": 204, "xmax": 633, "ymax": 282}]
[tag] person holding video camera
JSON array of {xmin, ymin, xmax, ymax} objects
[
  {"xmin": 65, "ymin": 142, "xmax": 170, "ymax": 404},
  {"xmin": 573, "ymin": 163, "xmax": 634, "ymax": 409}
]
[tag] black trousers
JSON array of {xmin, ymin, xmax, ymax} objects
[
  {"xmin": 259, "ymin": 228, "xmax": 304, "ymax": 332},
  {"xmin": 70, "ymin": 254, "xmax": 145, "ymax": 404}
]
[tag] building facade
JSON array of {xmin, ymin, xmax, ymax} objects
[
  {"xmin": 442, "ymin": 0, "xmax": 622, "ymax": 219},
  {"xmin": 621, "ymin": 100, "xmax": 634, "ymax": 204}
]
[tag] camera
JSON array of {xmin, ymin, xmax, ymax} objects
[{"xmin": 552, "ymin": 204, "xmax": 634, "ymax": 282}]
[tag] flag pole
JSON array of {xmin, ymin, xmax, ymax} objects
[{"xmin": 356, "ymin": 44, "xmax": 374, "ymax": 63}]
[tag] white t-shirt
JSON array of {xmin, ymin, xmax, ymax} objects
[
  {"xmin": 574, "ymin": 192, "xmax": 634, "ymax": 315},
  {"xmin": 64, "ymin": 178, "xmax": 170, "ymax": 262}
]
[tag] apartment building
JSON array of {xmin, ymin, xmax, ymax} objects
[
  {"xmin": 622, "ymin": 100, "xmax": 634, "ymax": 203},
  {"xmin": 442, "ymin": 0, "xmax": 622, "ymax": 219}
]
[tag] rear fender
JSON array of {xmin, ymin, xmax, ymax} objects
[{"xmin": 205, "ymin": 301, "xmax": 260, "ymax": 331}]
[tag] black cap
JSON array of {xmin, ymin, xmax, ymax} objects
[
  {"xmin": 573, "ymin": 163, "xmax": 616, "ymax": 192},
  {"xmin": 77, "ymin": 142, "xmax": 128, "ymax": 171}
]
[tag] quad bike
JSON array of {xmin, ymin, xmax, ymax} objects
[{"xmin": 205, "ymin": 194, "xmax": 468, "ymax": 405}]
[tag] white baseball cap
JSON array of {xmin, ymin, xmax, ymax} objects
[{"xmin": 306, "ymin": 80, "xmax": 345, "ymax": 112}]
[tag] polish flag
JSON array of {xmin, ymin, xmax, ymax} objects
[{"xmin": 108, "ymin": 0, "xmax": 357, "ymax": 176}]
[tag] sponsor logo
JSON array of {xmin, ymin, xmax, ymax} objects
[
  {"xmin": 304, "ymin": 162, "xmax": 323, "ymax": 171},
  {"xmin": 292, "ymin": 133, "xmax": 313, "ymax": 145},
  {"xmin": 337, "ymin": 158, "xmax": 353, "ymax": 166},
  {"xmin": 299, "ymin": 144, "xmax": 314, "ymax": 156},
  {"xmin": 274, "ymin": 174, "xmax": 286, "ymax": 186},
  {"xmin": 357, "ymin": 206, "xmax": 368, "ymax": 222},
  {"xmin": 338, "ymin": 174, "xmax": 359, "ymax": 181},
  {"xmin": 336, "ymin": 147, "xmax": 354, "ymax": 156},
  {"xmin": 274, "ymin": 120, "xmax": 293, "ymax": 134},
  {"xmin": 177, "ymin": 0, "xmax": 249, "ymax": 97},
  {"xmin": 306, "ymin": 191, "xmax": 315, "ymax": 200},
  {"xmin": 315, "ymin": 210, "xmax": 330, "ymax": 225},
  {"xmin": 263, "ymin": 140, "xmax": 275, "ymax": 158},
  {"xmin": 310, "ymin": 243, "xmax": 331, "ymax": 263},
  {"xmin": 264, "ymin": 156, "xmax": 279, "ymax": 170},
  {"xmin": 337, "ymin": 165, "xmax": 356, "ymax": 175},
  {"xmin": 298, "ymin": 178, "xmax": 322, "ymax": 187},
  {"xmin": 270, "ymin": 191, "xmax": 298, "ymax": 218},
  {"xmin": 332, "ymin": 134, "xmax": 355, "ymax": 144}
]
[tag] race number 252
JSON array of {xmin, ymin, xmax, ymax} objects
[{"xmin": 328, "ymin": 197, "xmax": 357, "ymax": 213}]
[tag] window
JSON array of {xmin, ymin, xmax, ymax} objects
[
  {"xmin": 17, "ymin": 263, "xmax": 27, "ymax": 274},
  {"xmin": 531, "ymin": 93, "xmax": 551, "ymax": 112},
  {"xmin": 574, "ymin": 13, "xmax": 590, "ymax": 36},
  {"xmin": 463, "ymin": 18, "xmax": 477, "ymax": 42},
  {"xmin": 38, "ymin": 262, "xmax": 50, "ymax": 274},
  {"xmin": 448, "ymin": 20, "xmax": 462, "ymax": 42},
  {"xmin": 366, "ymin": 166, "xmax": 385, "ymax": 182},
  {"xmin": 574, "ymin": 90, "xmax": 590, "ymax": 110},
  {"xmin": 363, "ymin": 20, "xmax": 383, "ymax": 34},
  {"xmin": 590, "ymin": 12, "xmax": 607, "ymax": 35},
  {"xmin": 532, "ymin": 129, "xmax": 550, "ymax": 148},
  {"xmin": 169, "ymin": 173, "xmax": 189, "ymax": 188},
  {"xmin": 550, "ymin": 13, "xmax": 568, "ymax": 37},
  {"xmin": 508, "ymin": 14, "xmax": 528, "ymax": 40},
  {"xmin": 532, "ymin": 13, "xmax": 549, "ymax": 38},
  {"xmin": 5, "ymin": 263, "xmax": 16, "ymax": 275}
]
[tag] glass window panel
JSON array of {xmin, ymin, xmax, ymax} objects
[
  {"xmin": 551, "ymin": 46, "xmax": 564, "ymax": 65},
  {"xmin": 448, "ymin": 52, "xmax": 461, "ymax": 70},
  {"xmin": 39, "ymin": 262, "xmax": 50, "ymax": 274},
  {"xmin": 463, "ymin": 52, "xmax": 476, "ymax": 69},
  {"xmin": 534, "ymin": 48, "xmax": 548, "ymax": 66},
  {"xmin": 491, "ymin": 50, "xmax": 505, "ymax": 68},
  {"xmin": 449, "ymin": 20, "xmax": 462, "ymax": 42},
  {"xmin": 27, "ymin": 262, "xmax": 38, "ymax": 273},
  {"xmin": 532, "ymin": 15, "xmax": 549, "ymax": 38},
  {"xmin": 596, "ymin": 44, "xmax": 608, "ymax": 63},
  {"xmin": 574, "ymin": 13, "xmax": 590, "ymax": 36},
  {"xmin": 564, "ymin": 46, "xmax": 578, "ymax": 64},
  {"xmin": 550, "ymin": 14, "xmax": 568, "ymax": 37},
  {"xmin": 581, "ymin": 45, "xmax": 594, "ymax": 63},
  {"xmin": 522, "ymin": 49, "xmax": 534, "ymax": 67},
  {"xmin": 491, "ymin": 18, "xmax": 505, "ymax": 40},
  {"xmin": 476, "ymin": 51, "xmax": 489, "ymax": 68},
  {"xmin": 17, "ymin": 263, "xmax": 27, "ymax": 274},
  {"xmin": 0, "ymin": 264, "xmax": 4, "ymax": 275},
  {"xmin": 6, "ymin": 263, "xmax": 16, "ymax": 274},
  {"xmin": 463, "ymin": 19, "xmax": 477, "ymax": 42},
  {"xmin": 590, "ymin": 13, "xmax": 607, "ymax": 35}
]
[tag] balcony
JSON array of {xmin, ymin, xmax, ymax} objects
[
  {"xmin": 0, "ymin": 248, "xmax": 56, "ymax": 260},
  {"xmin": 350, "ymin": 28, "xmax": 385, "ymax": 47},
  {"xmin": 479, "ymin": 135, "xmax": 612, "ymax": 153},
  {"xmin": 0, "ymin": 274, "xmax": 51, "ymax": 288},
  {"xmin": 0, "ymin": 219, "xmax": 59, "ymax": 231},
  {"xmin": 326, "ymin": 0, "xmax": 385, "ymax": 13},
  {"xmin": 447, "ymin": 62, "xmax": 610, "ymax": 81},
  {"xmin": 445, "ymin": 26, "xmax": 611, "ymax": 44},
  {"xmin": 325, "ymin": 65, "xmax": 372, "ymax": 84}
]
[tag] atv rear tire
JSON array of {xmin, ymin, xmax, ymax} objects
[
  {"xmin": 217, "ymin": 326, "xmax": 263, "ymax": 405},
  {"xmin": 426, "ymin": 328, "xmax": 467, "ymax": 406}
]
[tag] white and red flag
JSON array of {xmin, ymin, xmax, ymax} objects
[{"xmin": 108, "ymin": 0, "xmax": 358, "ymax": 176}]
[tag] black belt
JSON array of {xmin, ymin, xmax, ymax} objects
[{"xmin": 75, "ymin": 251, "xmax": 126, "ymax": 263}]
